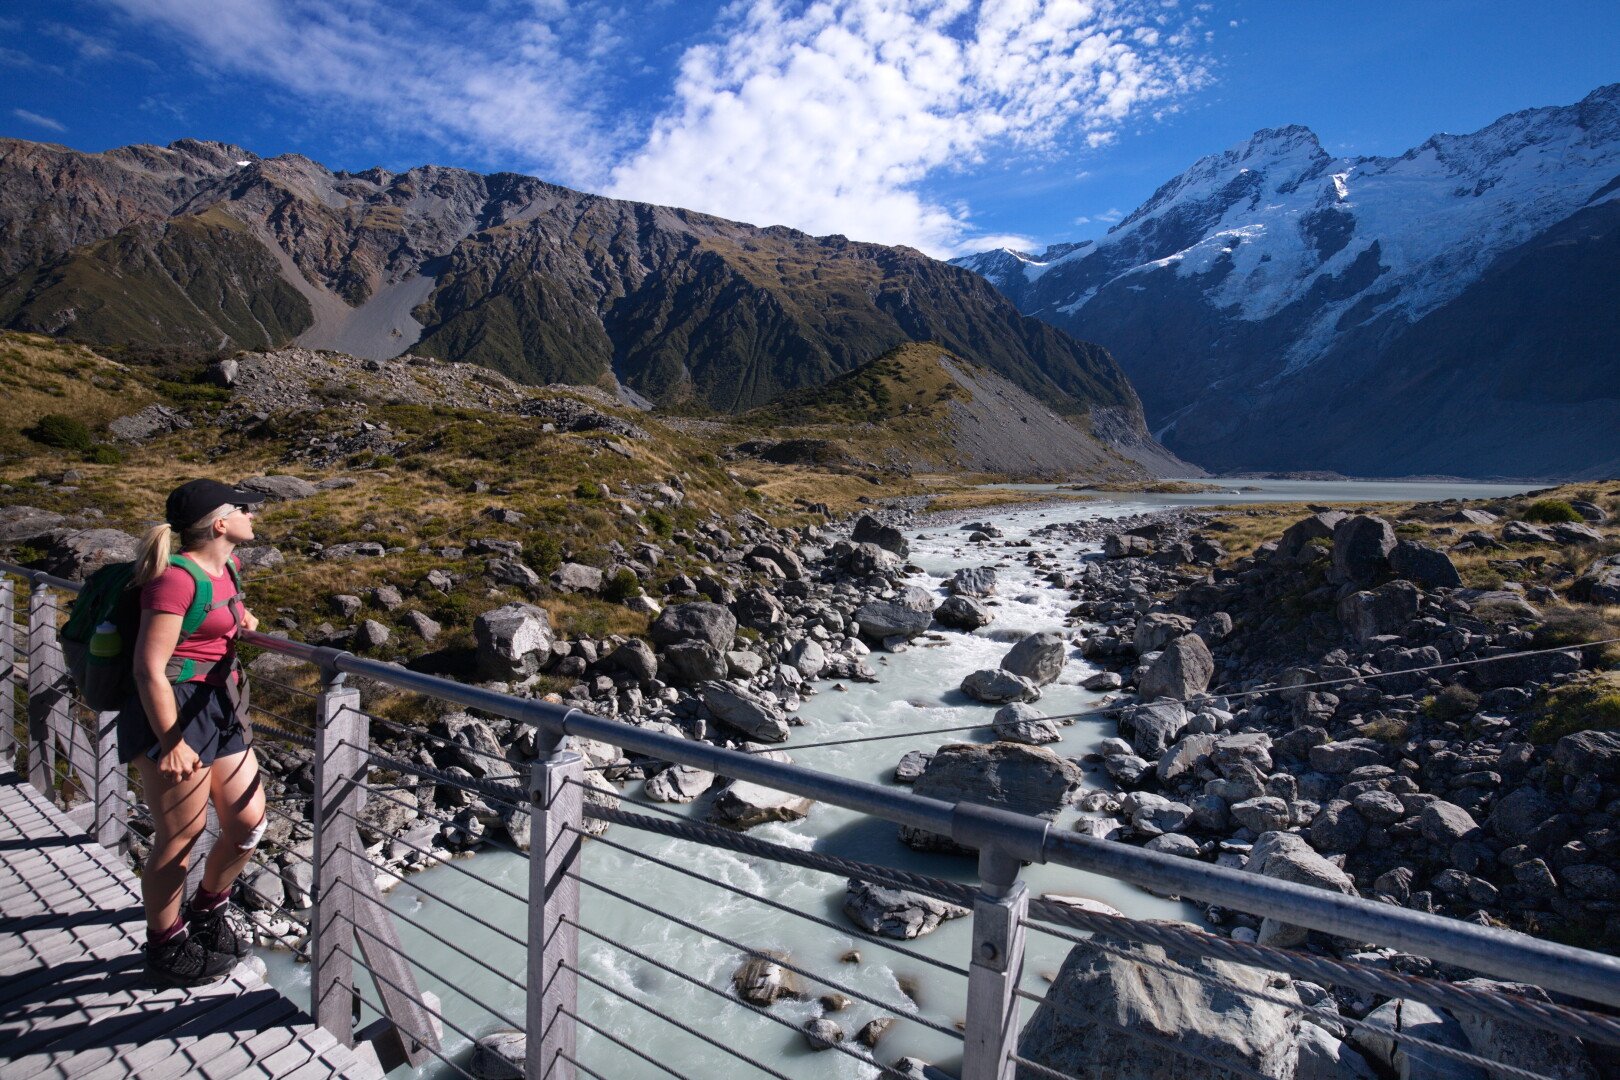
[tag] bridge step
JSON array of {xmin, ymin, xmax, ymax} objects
[{"xmin": 0, "ymin": 770, "xmax": 382, "ymax": 1080}]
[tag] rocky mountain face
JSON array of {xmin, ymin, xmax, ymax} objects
[
  {"xmin": 0, "ymin": 137, "xmax": 1170, "ymax": 471},
  {"xmin": 954, "ymin": 84, "xmax": 1620, "ymax": 479}
]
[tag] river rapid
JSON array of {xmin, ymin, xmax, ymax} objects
[{"xmin": 264, "ymin": 478, "xmax": 1539, "ymax": 1078}]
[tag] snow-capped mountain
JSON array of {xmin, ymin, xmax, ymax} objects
[{"xmin": 954, "ymin": 84, "xmax": 1620, "ymax": 479}]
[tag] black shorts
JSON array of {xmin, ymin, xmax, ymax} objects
[{"xmin": 116, "ymin": 681, "xmax": 252, "ymax": 766}]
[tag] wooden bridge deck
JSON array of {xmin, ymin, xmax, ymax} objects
[{"xmin": 0, "ymin": 770, "xmax": 383, "ymax": 1080}]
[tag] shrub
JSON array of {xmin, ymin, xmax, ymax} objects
[
  {"xmin": 1522, "ymin": 499, "xmax": 1583, "ymax": 524},
  {"xmin": 26, "ymin": 413, "xmax": 93, "ymax": 451},
  {"xmin": 575, "ymin": 480, "xmax": 602, "ymax": 499},
  {"xmin": 1422, "ymin": 684, "xmax": 1480, "ymax": 722},
  {"xmin": 645, "ymin": 509, "xmax": 674, "ymax": 538},
  {"xmin": 1531, "ymin": 676, "xmax": 1620, "ymax": 744},
  {"xmin": 529, "ymin": 534, "xmax": 563, "ymax": 574},
  {"xmin": 603, "ymin": 568, "xmax": 640, "ymax": 603},
  {"xmin": 86, "ymin": 445, "xmax": 123, "ymax": 465}
]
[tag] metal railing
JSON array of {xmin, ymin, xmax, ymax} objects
[{"xmin": 5, "ymin": 558, "xmax": 1620, "ymax": 1080}]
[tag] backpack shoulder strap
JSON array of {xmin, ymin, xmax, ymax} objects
[{"xmin": 169, "ymin": 554, "xmax": 214, "ymax": 638}]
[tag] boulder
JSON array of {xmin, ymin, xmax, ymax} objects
[
  {"xmin": 842, "ymin": 880, "xmax": 968, "ymax": 939},
  {"xmin": 1278, "ymin": 512, "xmax": 1346, "ymax": 560},
  {"xmin": 901, "ymin": 743, "xmax": 1082, "ymax": 852},
  {"xmin": 786, "ymin": 638, "xmax": 827, "ymax": 679},
  {"xmin": 662, "ymin": 641, "xmax": 730, "ymax": 684},
  {"xmin": 607, "ymin": 639, "xmax": 659, "ymax": 682},
  {"xmin": 1156, "ymin": 733, "xmax": 1217, "ymax": 783},
  {"xmin": 1330, "ymin": 515, "xmax": 1396, "ymax": 587},
  {"xmin": 1133, "ymin": 612, "xmax": 1195, "ymax": 654},
  {"xmin": 649, "ymin": 602, "xmax": 738, "ymax": 651},
  {"xmin": 1122, "ymin": 792, "xmax": 1194, "ymax": 834},
  {"xmin": 645, "ymin": 764, "xmax": 715, "ymax": 803},
  {"xmin": 853, "ymin": 587, "xmax": 936, "ymax": 639},
  {"xmin": 1570, "ymin": 554, "xmax": 1620, "ymax": 604},
  {"xmin": 1338, "ymin": 580, "xmax": 1421, "ymax": 643},
  {"xmin": 470, "ymin": 1029, "xmax": 526, "ymax": 1079},
  {"xmin": 1503, "ymin": 520, "xmax": 1556, "ymax": 544},
  {"xmin": 804, "ymin": 1018, "xmax": 843, "ymax": 1052},
  {"xmin": 701, "ymin": 682, "xmax": 790, "ymax": 742},
  {"xmin": 38, "ymin": 528, "xmax": 139, "ymax": 580},
  {"xmin": 1082, "ymin": 671, "xmax": 1123, "ymax": 691},
  {"xmin": 1390, "ymin": 540, "xmax": 1462, "ymax": 589},
  {"xmin": 319, "ymin": 541, "xmax": 385, "ymax": 560},
  {"xmin": 1551, "ymin": 730, "xmax": 1620, "ymax": 781},
  {"xmin": 1103, "ymin": 533, "xmax": 1154, "ymax": 558},
  {"xmin": 1451, "ymin": 979, "xmax": 1597, "ymax": 1080},
  {"xmin": 948, "ymin": 566, "xmax": 998, "ymax": 597},
  {"xmin": 1139, "ymin": 634, "xmax": 1214, "ymax": 701},
  {"xmin": 353, "ymin": 619, "xmax": 390, "ymax": 651},
  {"xmin": 999, "ymin": 631, "xmax": 1066, "ymax": 686},
  {"xmin": 1350, "ymin": 999, "xmax": 1487, "ymax": 1080},
  {"xmin": 239, "ymin": 474, "xmax": 318, "ymax": 501},
  {"xmin": 1017, "ymin": 929, "xmax": 1303, "ymax": 1080},
  {"xmin": 1230, "ymin": 796, "xmax": 1291, "ymax": 834},
  {"xmin": 1244, "ymin": 832, "xmax": 1357, "ymax": 947},
  {"xmin": 473, "ymin": 602, "xmax": 553, "ymax": 679},
  {"xmin": 1296, "ymin": 1025, "xmax": 1379, "ymax": 1080},
  {"xmin": 711, "ymin": 782, "xmax": 813, "ymax": 828},
  {"xmin": 894, "ymin": 750, "xmax": 933, "ymax": 783},
  {"xmin": 852, "ymin": 514, "xmax": 909, "ymax": 556},
  {"xmin": 1549, "ymin": 522, "xmax": 1603, "ymax": 545},
  {"xmin": 733, "ymin": 586, "xmax": 786, "ymax": 631},
  {"xmin": 992, "ymin": 703, "xmax": 1062, "ymax": 745},
  {"xmin": 550, "ymin": 562, "xmax": 603, "ymax": 593},
  {"xmin": 1309, "ymin": 739, "xmax": 1384, "ymax": 774},
  {"xmin": 935, "ymin": 595, "xmax": 993, "ymax": 630},
  {"xmin": 1310, "ymin": 800, "xmax": 1368, "ymax": 853},
  {"xmin": 844, "ymin": 542, "xmax": 903, "ymax": 576},
  {"xmin": 961, "ymin": 668, "xmax": 1041, "ymax": 704},
  {"xmin": 107, "ymin": 403, "xmax": 192, "ymax": 442},
  {"xmin": 487, "ymin": 559, "xmax": 540, "ymax": 590},
  {"xmin": 732, "ymin": 952, "xmax": 804, "ymax": 1005},
  {"xmin": 1123, "ymin": 700, "xmax": 1187, "ymax": 758},
  {"xmin": 1446, "ymin": 508, "xmax": 1498, "ymax": 525},
  {"xmin": 1487, "ymin": 787, "xmax": 1560, "ymax": 846},
  {"xmin": 1419, "ymin": 802, "xmax": 1479, "ymax": 846}
]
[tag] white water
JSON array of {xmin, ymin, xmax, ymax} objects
[{"xmin": 262, "ymin": 478, "xmax": 1539, "ymax": 1077}]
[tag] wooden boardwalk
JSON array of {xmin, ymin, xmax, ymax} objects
[{"xmin": 0, "ymin": 770, "xmax": 383, "ymax": 1079}]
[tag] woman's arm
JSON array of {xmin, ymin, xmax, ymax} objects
[{"xmin": 134, "ymin": 608, "xmax": 198, "ymax": 781}]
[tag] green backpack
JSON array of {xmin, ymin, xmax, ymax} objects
[{"xmin": 61, "ymin": 554, "xmax": 243, "ymax": 711}]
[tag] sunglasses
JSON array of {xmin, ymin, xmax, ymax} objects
[{"xmin": 231, "ymin": 504, "xmax": 255, "ymax": 516}]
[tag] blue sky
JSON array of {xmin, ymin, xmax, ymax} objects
[{"xmin": 3, "ymin": 1, "xmax": 1617, "ymax": 257}]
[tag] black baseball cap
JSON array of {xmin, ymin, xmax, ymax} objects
[{"xmin": 165, "ymin": 479, "xmax": 267, "ymax": 530}]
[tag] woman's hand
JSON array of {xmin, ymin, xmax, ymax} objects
[
  {"xmin": 158, "ymin": 737, "xmax": 202, "ymax": 783},
  {"xmin": 241, "ymin": 607, "xmax": 259, "ymax": 633}
]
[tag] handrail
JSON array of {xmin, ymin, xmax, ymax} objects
[{"xmin": 6, "ymin": 557, "xmax": 1620, "ymax": 1015}]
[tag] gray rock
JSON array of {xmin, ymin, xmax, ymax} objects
[
  {"xmin": 726, "ymin": 650, "xmax": 765, "ymax": 679},
  {"xmin": 550, "ymin": 562, "xmax": 604, "ymax": 593},
  {"xmin": 1278, "ymin": 512, "xmax": 1347, "ymax": 560},
  {"xmin": 1133, "ymin": 612, "xmax": 1195, "ymax": 654},
  {"xmin": 1503, "ymin": 520, "xmax": 1555, "ymax": 544},
  {"xmin": 1562, "ymin": 865, "xmax": 1620, "ymax": 901},
  {"xmin": 1488, "ymin": 787, "xmax": 1560, "ymax": 846},
  {"xmin": 107, "ymin": 404, "xmax": 192, "ymax": 442},
  {"xmin": 992, "ymin": 703, "xmax": 1062, "ymax": 745},
  {"xmin": 1103, "ymin": 533, "xmax": 1154, "ymax": 558},
  {"xmin": 470, "ymin": 1029, "xmax": 525, "ymax": 1079},
  {"xmin": 330, "ymin": 594, "xmax": 362, "ymax": 619},
  {"xmin": 894, "ymin": 750, "xmax": 933, "ymax": 783},
  {"xmin": 608, "ymin": 639, "xmax": 659, "ymax": 682},
  {"xmin": 1549, "ymin": 522, "xmax": 1603, "ymax": 545},
  {"xmin": 1296, "ymin": 1025, "xmax": 1379, "ymax": 1080},
  {"xmin": 732, "ymin": 952, "xmax": 804, "ymax": 1005},
  {"xmin": 733, "ymin": 586, "xmax": 786, "ymax": 631},
  {"xmin": 1194, "ymin": 611, "xmax": 1234, "ymax": 643},
  {"xmin": 935, "ymin": 595, "xmax": 993, "ymax": 630},
  {"xmin": 854, "ymin": 587, "xmax": 936, "ymax": 639},
  {"xmin": 1157, "ymin": 733, "xmax": 1217, "ymax": 783},
  {"xmin": 239, "ymin": 474, "xmax": 318, "ymax": 501},
  {"xmin": 1245, "ymin": 832, "xmax": 1357, "ymax": 947},
  {"xmin": 1230, "ymin": 796, "xmax": 1291, "ymax": 834},
  {"xmin": 961, "ymin": 668, "xmax": 1041, "ymax": 704},
  {"xmin": 1551, "ymin": 730, "xmax": 1620, "ymax": 781},
  {"xmin": 1017, "ymin": 929, "xmax": 1303, "ymax": 1080},
  {"xmin": 1452, "ymin": 980, "xmax": 1597, "ymax": 1080},
  {"xmin": 319, "ymin": 541, "xmax": 385, "ymax": 560},
  {"xmin": 949, "ymin": 566, "xmax": 998, "ymax": 597},
  {"xmin": 1082, "ymin": 670, "xmax": 1123, "ymax": 691},
  {"xmin": 999, "ymin": 632, "xmax": 1066, "ymax": 686},
  {"xmin": 1309, "ymin": 739, "xmax": 1384, "ymax": 774},
  {"xmin": 1570, "ymin": 554, "xmax": 1620, "ymax": 604},
  {"xmin": 1352, "ymin": 790, "xmax": 1405, "ymax": 826},
  {"xmin": 645, "ymin": 764, "xmax": 716, "ymax": 803},
  {"xmin": 487, "ymin": 559, "xmax": 540, "ymax": 590},
  {"xmin": 701, "ymin": 681, "xmax": 790, "ymax": 742},
  {"xmin": 711, "ymin": 782, "xmax": 813, "ymax": 828},
  {"xmin": 842, "ymin": 880, "xmax": 968, "ymax": 939},
  {"xmin": 1419, "ymin": 802, "xmax": 1479, "ymax": 846},
  {"xmin": 1123, "ymin": 792, "xmax": 1194, "ymax": 834},
  {"xmin": 844, "ymin": 542, "xmax": 903, "ymax": 576},
  {"xmin": 1125, "ymin": 700, "xmax": 1187, "ymax": 758},
  {"xmin": 473, "ymin": 602, "xmax": 553, "ymax": 679},
  {"xmin": 1338, "ymin": 580, "xmax": 1421, "ymax": 643},
  {"xmin": 38, "ymin": 527, "xmax": 139, "ymax": 580},
  {"xmin": 1331, "ymin": 515, "xmax": 1396, "ymax": 587},
  {"xmin": 1351, "ymin": 999, "xmax": 1487, "ymax": 1080},
  {"xmin": 353, "ymin": 619, "xmax": 390, "ymax": 651},
  {"xmin": 786, "ymin": 638, "xmax": 827, "ymax": 679},
  {"xmin": 1139, "ymin": 634, "xmax": 1214, "ymax": 701},
  {"xmin": 852, "ymin": 514, "xmax": 909, "ymax": 556},
  {"xmin": 1390, "ymin": 540, "xmax": 1463, "ymax": 589},
  {"xmin": 856, "ymin": 1018, "xmax": 894, "ymax": 1049},
  {"xmin": 650, "ymin": 602, "xmax": 738, "ymax": 651},
  {"xmin": 901, "ymin": 743, "xmax": 1082, "ymax": 852},
  {"xmin": 661, "ymin": 641, "xmax": 730, "ymax": 684},
  {"xmin": 804, "ymin": 1017, "xmax": 843, "ymax": 1052}
]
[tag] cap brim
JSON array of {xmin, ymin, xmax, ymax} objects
[{"xmin": 229, "ymin": 487, "xmax": 269, "ymax": 504}]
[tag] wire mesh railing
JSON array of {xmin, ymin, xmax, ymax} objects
[{"xmin": 4, "ymin": 558, "xmax": 1620, "ymax": 1080}]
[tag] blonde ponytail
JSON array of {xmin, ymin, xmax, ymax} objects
[{"xmin": 133, "ymin": 523, "xmax": 173, "ymax": 586}]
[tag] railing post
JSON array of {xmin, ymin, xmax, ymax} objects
[
  {"xmin": 527, "ymin": 749, "xmax": 583, "ymax": 1080},
  {"xmin": 1, "ymin": 577, "xmax": 15, "ymax": 768},
  {"xmin": 960, "ymin": 844, "xmax": 1030, "ymax": 1080},
  {"xmin": 92, "ymin": 709, "xmax": 126, "ymax": 851},
  {"xmin": 312, "ymin": 672, "xmax": 365, "ymax": 1045},
  {"xmin": 26, "ymin": 584, "xmax": 67, "ymax": 795}
]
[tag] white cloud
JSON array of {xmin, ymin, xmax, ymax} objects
[
  {"xmin": 608, "ymin": 0, "xmax": 1210, "ymax": 255},
  {"xmin": 13, "ymin": 108, "xmax": 67, "ymax": 132},
  {"xmin": 96, "ymin": 0, "xmax": 624, "ymax": 186}
]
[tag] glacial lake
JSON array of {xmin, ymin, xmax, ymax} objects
[{"xmin": 263, "ymin": 477, "xmax": 1542, "ymax": 1077}]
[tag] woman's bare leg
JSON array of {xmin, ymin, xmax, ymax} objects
[
  {"xmin": 132, "ymin": 755, "xmax": 212, "ymax": 936},
  {"xmin": 201, "ymin": 746, "xmax": 266, "ymax": 894}
]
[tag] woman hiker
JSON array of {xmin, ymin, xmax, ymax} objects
[{"xmin": 120, "ymin": 478, "xmax": 269, "ymax": 985}]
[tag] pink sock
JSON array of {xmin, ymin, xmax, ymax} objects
[
  {"xmin": 150, "ymin": 913, "xmax": 186, "ymax": 947},
  {"xmin": 191, "ymin": 885, "xmax": 231, "ymax": 913}
]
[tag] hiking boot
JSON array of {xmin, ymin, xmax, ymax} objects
[
  {"xmin": 144, "ymin": 929, "xmax": 237, "ymax": 987},
  {"xmin": 186, "ymin": 899, "xmax": 253, "ymax": 959}
]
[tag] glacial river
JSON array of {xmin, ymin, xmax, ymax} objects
[{"xmin": 264, "ymin": 478, "xmax": 1539, "ymax": 1078}]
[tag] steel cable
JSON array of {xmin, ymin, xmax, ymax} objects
[
  {"xmin": 345, "ymin": 844, "xmax": 529, "ymax": 950},
  {"xmin": 564, "ymin": 865, "xmax": 962, "ymax": 1041},
  {"xmin": 344, "ymin": 913, "xmax": 527, "ymax": 1033},
  {"xmin": 334, "ymin": 944, "xmax": 483, "ymax": 1078},
  {"xmin": 337, "ymin": 876, "xmax": 527, "ymax": 995},
  {"xmin": 573, "ymin": 824, "xmax": 970, "ymax": 979},
  {"xmin": 346, "ymin": 774, "xmax": 535, "ymax": 862},
  {"xmin": 1023, "ymin": 902, "xmax": 1620, "ymax": 1047},
  {"xmin": 347, "ymin": 982, "xmax": 480, "ymax": 1080},
  {"xmin": 561, "ymin": 1006, "xmax": 695, "ymax": 1080},
  {"xmin": 333, "ymin": 806, "xmax": 530, "ymax": 907}
]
